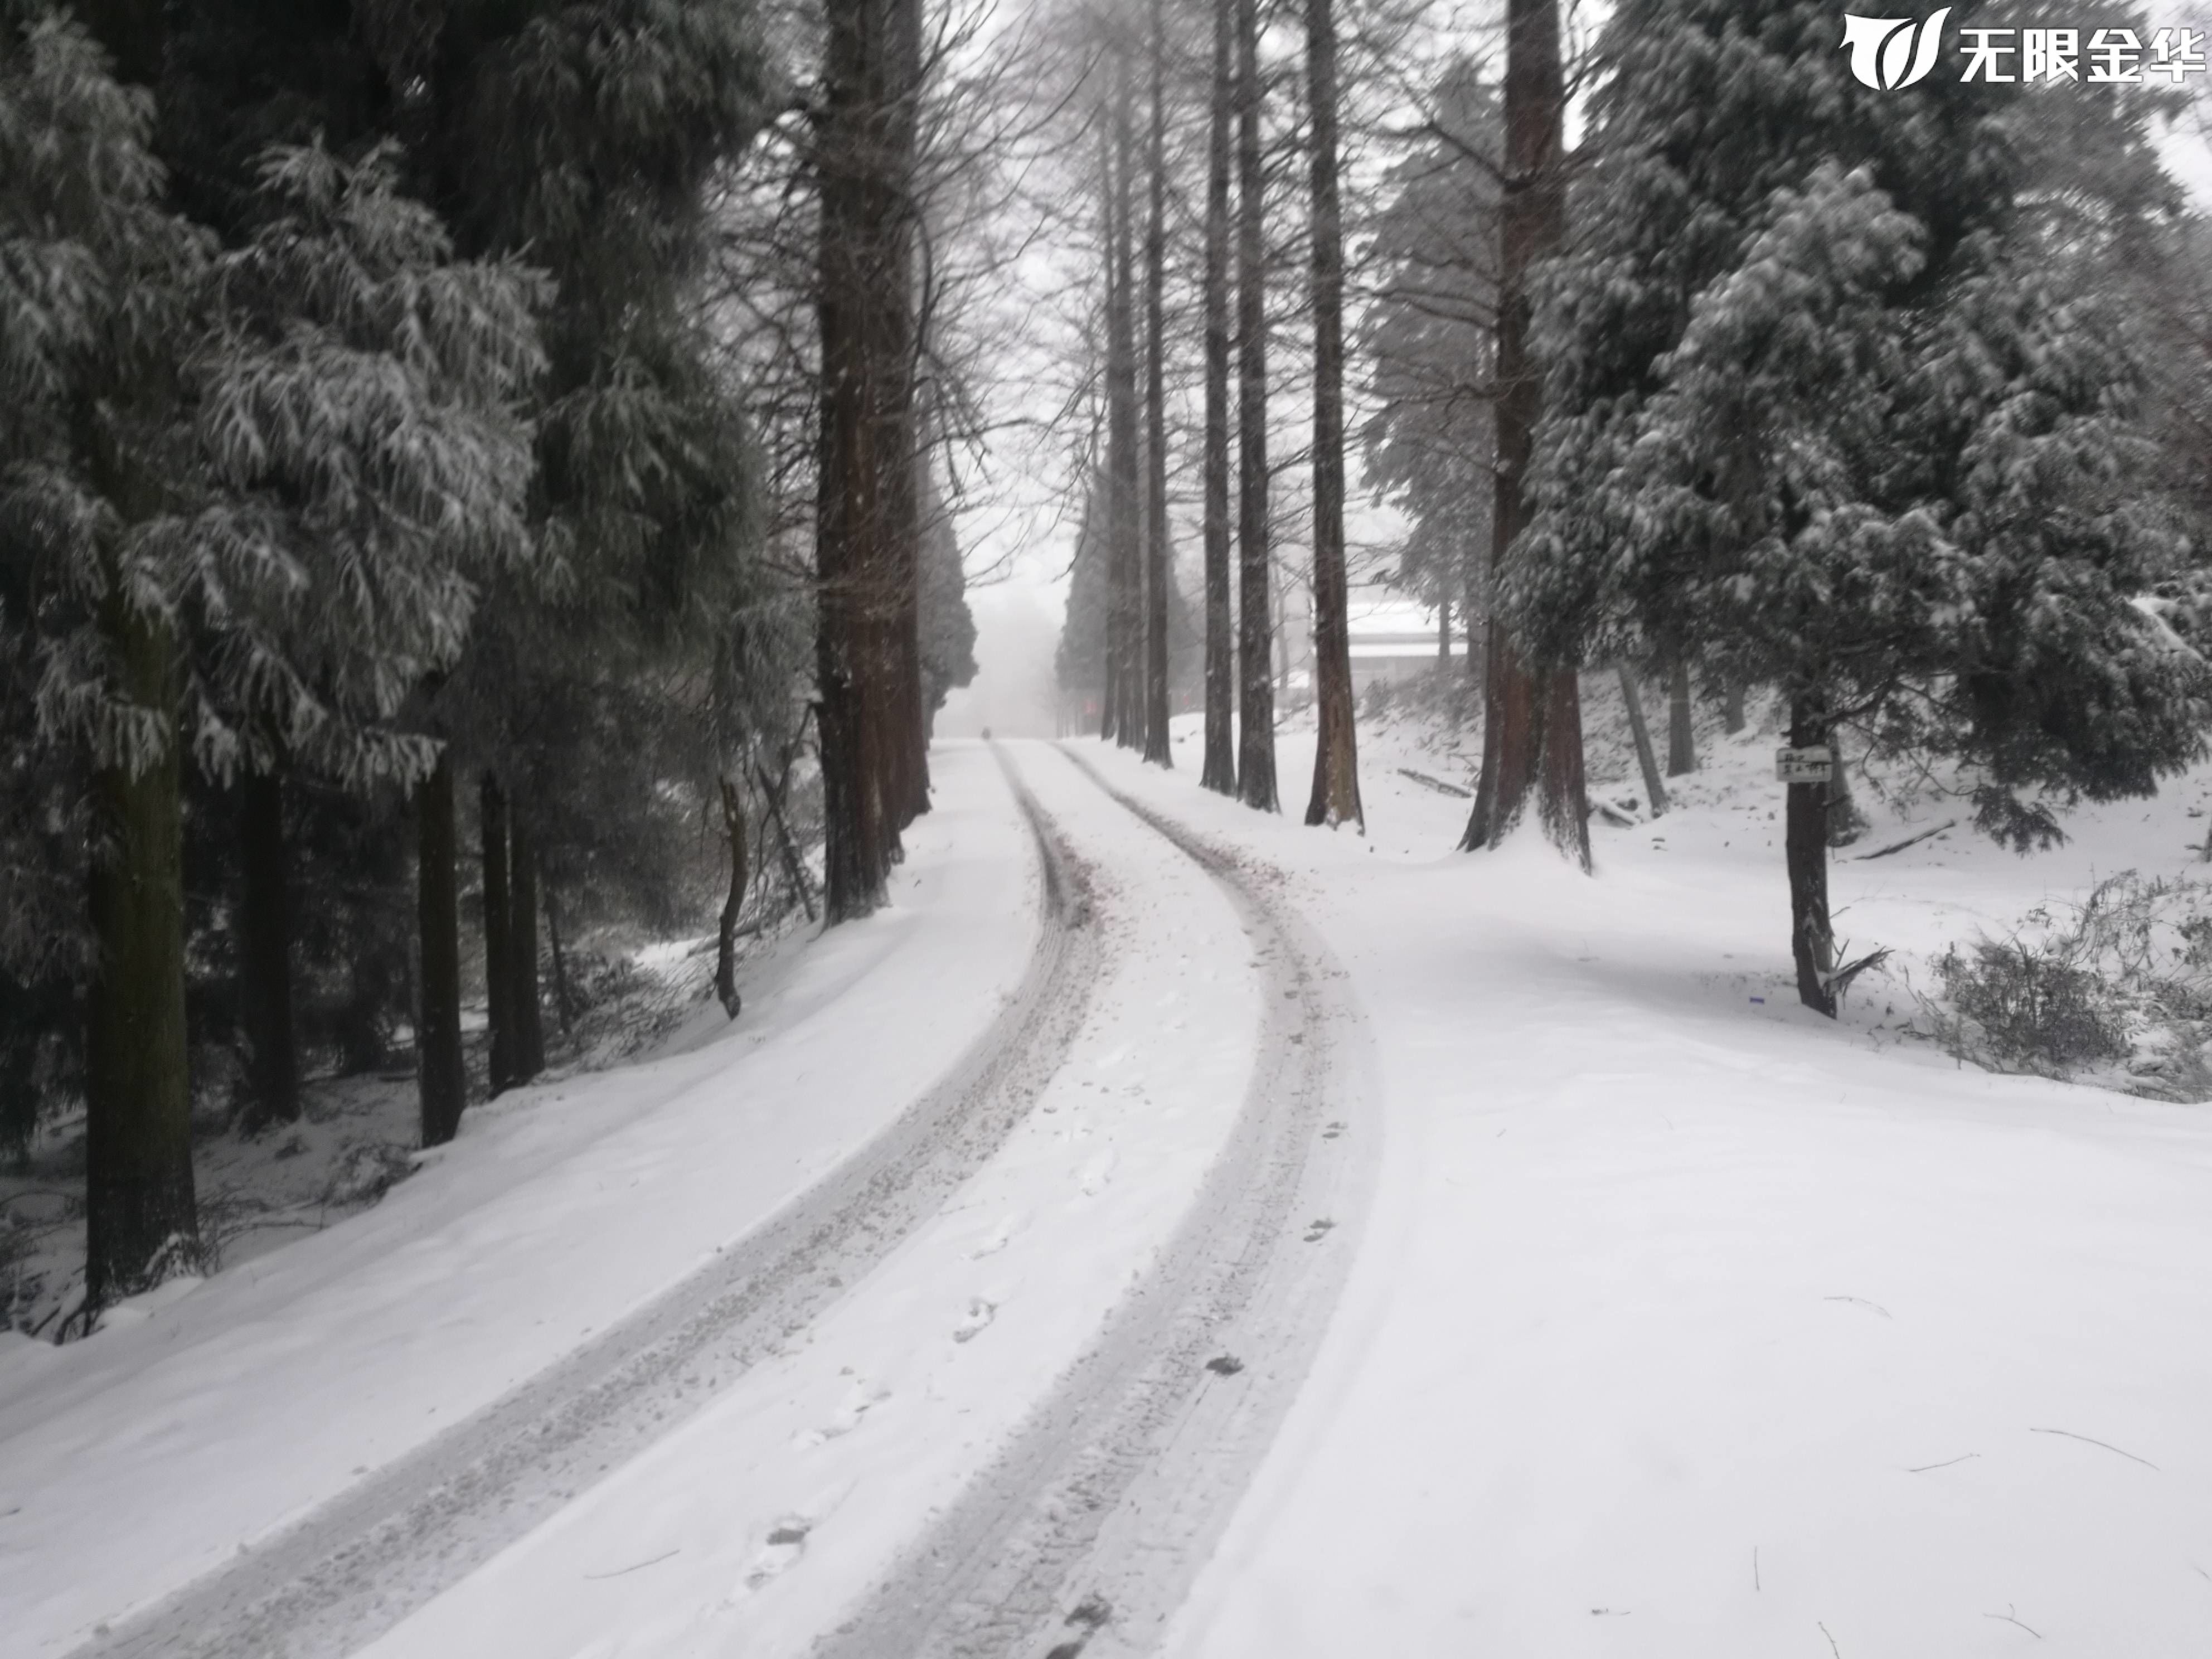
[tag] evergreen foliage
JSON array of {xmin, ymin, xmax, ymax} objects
[{"xmin": 1502, "ymin": 0, "xmax": 2211, "ymax": 1007}]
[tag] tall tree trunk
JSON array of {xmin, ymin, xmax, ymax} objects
[
  {"xmin": 1616, "ymin": 663, "xmax": 1668, "ymax": 818},
  {"xmin": 1724, "ymin": 678, "xmax": 1747, "ymax": 734},
  {"xmin": 1826, "ymin": 730, "xmax": 1867, "ymax": 847},
  {"xmin": 1437, "ymin": 596, "xmax": 1451, "ymax": 664},
  {"xmin": 814, "ymin": 0, "xmax": 915, "ymax": 920},
  {"xmin": 508, "ymin": 807, "xmax": 545, "ymax": 1083},
  {"xmin": 756, "ymin": 758, "xmax": 818, "ymax": 923},
  {"xmin": 1787, "ymin": 697, "xmax": 1836, "ymax": 1016},
  {"xmin": 1666, "ymin": 657, "xmax": 1697, "ymax": 775},
  {"xmin": 1463, "ymin": 540, "xmax": 1485, "ymax": 692},
  {"xmin": 236, "ymin": 768, "xmax": 300, "ymax": 1129},
  {"xmin": 1234, "ymin": 0, "xmax": 1277, "ymax": 812},
  {"xmin": 1199, "ymin": 0, "xmax": 1236, "ymax": 796},
  {"xmin": 1302, "ymin": 0, "xmax": 1360, "ymax": 830},
  {"xmin": 1097, "ymin": 130, "xmax": 1122, "ymax": 748},
  {"xmin": 1461, "ymin": 0, "xmax": 1588, "ymax": 866},
  {"xmin": 1108, "ymin": 63, "xmax": 1143, "ymax": 754},
  {"xmin": 479, "ymin": 772, "xmax": 513, "ymax": 1095},
  {"xmin": 544, "ymin": 885, "xmax": 575, "ymax": 1037},
  {"xmin": 416, "ymin": 753, "xmax": 466, "ymax": 1148},
  {"xmin": 885, "ymin": 0, "xmax": 929, "ymax": 832},
  {"xmin": 84, "ymin": 602, "xmax": 198, "ymax": 1307},
  {"xmin": 716, "ymin": 776, "xmax": 749, "ymax": 1018},
  {"xmin": 1141, "ymin": 0, "xmax": 1173, "ymax": 768}
]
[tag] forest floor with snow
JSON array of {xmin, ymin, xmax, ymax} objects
[
  {"xmin": 4, "ymin": 692, "xmax": 2212, "ymax": 1659},
  {"xmin": 0, "ymin": 906, "xmax": 777, "ymax": 1341}
]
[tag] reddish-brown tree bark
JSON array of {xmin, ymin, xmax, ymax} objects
[{"xmin": 1461, "ymin": 0, "xmax": 1588, "ymax": 865}]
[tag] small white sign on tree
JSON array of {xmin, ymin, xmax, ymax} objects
[{"xmin": 1774, "ymin": 746, "xmax": 1833, "ymax": 784}]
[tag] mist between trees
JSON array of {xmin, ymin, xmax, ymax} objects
[{"xmin": 9, "ymin": 0, "xmax": 2212, "ymax": 1329}]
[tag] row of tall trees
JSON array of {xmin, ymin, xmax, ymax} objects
[
  {"xmin": 1060, "ymin": 0, "xmax": 2212, "ymax": 1017},
  {"xmin": 1495, "ymin": 0, "xmax": 2211, "ymax": 1012},
  {"xmin": 5, "ymin": 0, "xmax": 979, "ymax": 1322},
  {"xmin": 1057, "ymin": 0, "xmax": 1364, "ymax": 826}
]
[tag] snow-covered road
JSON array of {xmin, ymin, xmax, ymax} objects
[
  {"xmin": 17, "ymin": 720, "xmax": 2212, "ymax": 1659},
  {"xmin": 5, "ymin": 740, "xmax": 1376, "ymax": 1659}
]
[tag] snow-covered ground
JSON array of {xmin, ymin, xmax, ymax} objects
[
  {"xmin": 8, "ymin": 693, "xmax": 2212, "ymax": 1659},
  {"xmin": 1121, "ymin": 691, "xmax": 2212, "ymax": 1659}
]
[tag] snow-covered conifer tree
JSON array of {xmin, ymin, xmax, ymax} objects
[{"xmin": 1508, "ymin": 0, "xmax": 2209, "ymax": 1013}]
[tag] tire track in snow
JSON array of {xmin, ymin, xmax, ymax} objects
[
  {"xmin": 808, "ymin": 742, "xmax": 1378, "ymax": 1659},
  {"xmin": 70, "ymin": 753, "xmax": 1099, "ymax": 1659}
]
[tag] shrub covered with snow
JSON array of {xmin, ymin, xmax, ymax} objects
[{"xmin": 1924, "ymin": 872, "xmax": 2212, "ymax": 1099}]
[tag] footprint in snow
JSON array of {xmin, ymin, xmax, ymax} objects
[
  {"xmin": 1078, "ymin": 1152, "xmax": 1117, "ymax": 1196},
  {"xmin": 733, "ymin": 1516, "xmax": 812, "ymax": 1596},
  {"xmin": 969, "ymin": 1213, "xmax": 1026, "ymax": 1259},
  {"xmin": 1302, "ymin": 1217, "xmax": 1336, "ymax": 1244},
  {"xmin": 952, "ymin": 1297, "xmax": 997, "ymax": 1343},
  {"xmin": 795, "ymin": 1382, "xmax": 890, "ymax": 1447}
]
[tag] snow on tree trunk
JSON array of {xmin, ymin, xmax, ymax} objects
[
  {"xmin": 1302, "ymin": 0, "xmax": 1361, "ymax": 831},
  {"xmin": 237, "ymin": 768, "xmax": 300, "ymax": 1130},
  {"xmin": 416, "ymin": 755, "xmax": 466, "ymax": 1149},
  {"xmin": 85, "ymin": 604, "xmax": 199, "ymax": 1307}
]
